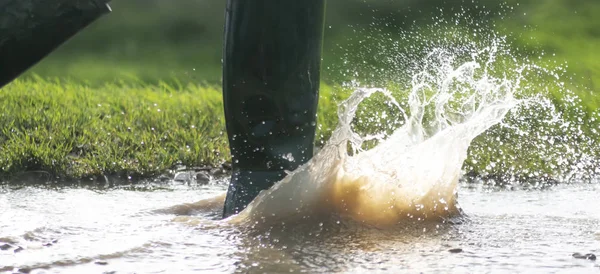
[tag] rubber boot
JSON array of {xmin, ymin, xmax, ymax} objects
[
  {"xmin": 222, "ymin": 0, "xmax": 326, "ymax": 217},
  {"xmin": 0, "ymin": 0, "xmax": 112, "ymax": 88}
]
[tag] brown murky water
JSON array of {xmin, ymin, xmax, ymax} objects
[{"xmin": 1, "ymin": 178, "xmax": 598, "ymax": 274}]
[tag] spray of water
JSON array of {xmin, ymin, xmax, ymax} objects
[
  {"xmin": 228, "ymin": 43, "xmax": 523, "ymax": 228},
  {"xmin": 172, "ymin": 7, "xmax": 599, "ymax": 229}
]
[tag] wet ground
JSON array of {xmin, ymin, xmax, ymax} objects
[{"xmin": 1, "ymin": 177, "xmax": 598, "ymax": 273}]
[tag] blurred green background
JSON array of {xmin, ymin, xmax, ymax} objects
[
  {"xmin": 21, "ymin": 0, "xmax": 600, "ymax": 91},
  {"xmin": 3, "ymin": 0, "xmax": 599, "ymax": 180}
]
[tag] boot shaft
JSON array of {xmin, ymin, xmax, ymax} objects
[{"xmin": 222, "ymin": 0, "xmax": 326, "ymax": 217}]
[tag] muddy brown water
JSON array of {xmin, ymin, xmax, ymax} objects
[{"xmin": 1, "ymin": 178, "xmax": 599, "ymax": 274}]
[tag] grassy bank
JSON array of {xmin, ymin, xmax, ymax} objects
[
  {"xmin": 0, "ymin": 79, "xmax": 346, "ymax": 181},
  {"xmin": 0, "ymin": 79, "xmax": 227, "ymax": 180},
  {"xmin": 1, "ymin": 77, "xmax": 598, "ymax": 183}
]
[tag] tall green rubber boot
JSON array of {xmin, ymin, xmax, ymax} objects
[
  {"xmin": 0, "ymin": 0, "xmax": 111, "ymax": 88},
  {"xmin": 222, "ymin": 0, "xmax": 326, "ymax": 217}
]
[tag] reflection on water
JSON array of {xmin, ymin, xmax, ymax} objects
[{"xmin": 1, "ymin": 181, "xmax": 599, "ymax": 273}]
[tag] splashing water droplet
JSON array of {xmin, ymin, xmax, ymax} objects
[
  {"xmin": 227, "ymin": 34, "xmax": 528, "ymax": 228},
  {"xmin": 224, "ymin": 9, "xmax": 599, "ymax": 228}
]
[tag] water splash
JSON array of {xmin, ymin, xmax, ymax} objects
[
  {"xmin": 228, "ymin": 43, "xmax": 522, "ymax": 228},
  {"xmin": 215, "ymin": 5, "xmax": 600, "ymax": 228},
  {"xmin": 329, "ymin": 6, "xmax": 600, "ymax": 186}
]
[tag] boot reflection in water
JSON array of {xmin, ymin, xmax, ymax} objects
[{"xmin": 221, "ymin": 0, "xmax": 326, "ymax": 218}]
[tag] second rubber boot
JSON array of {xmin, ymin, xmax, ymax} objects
[{"xmin": 0, "ymin": 0, "xmax": 112, "ymax": 88}]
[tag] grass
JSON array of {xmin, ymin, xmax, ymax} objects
[
  {"xmin": 0, "ymin": 79, "xmax": 351, "ymax": 181},
  {"xmin": 0, "ymin": 78, "xmax": 227, "ymax": 180},
  {"xmin": 1, "ymin": 76, "xmax": 597, "ymax": 183}
]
